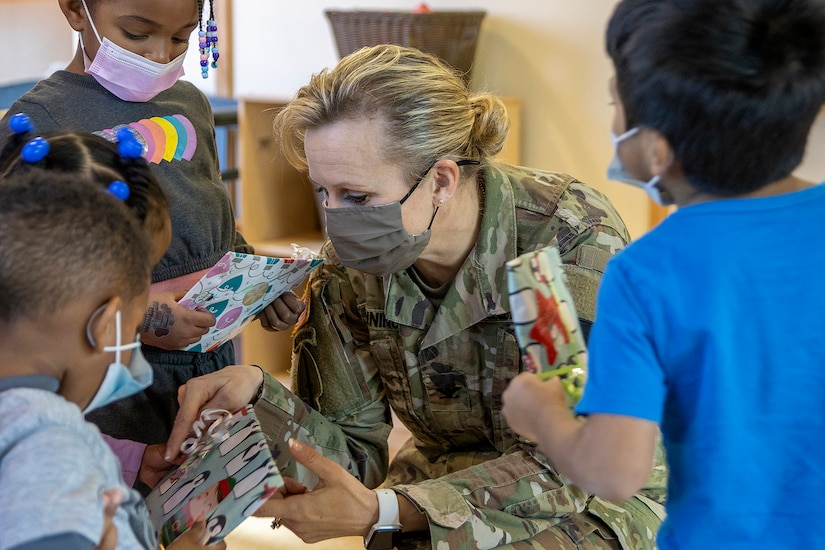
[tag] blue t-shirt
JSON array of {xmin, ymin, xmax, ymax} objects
[{"xmin": 576, "ymin": 183, "xmax": 825, "ymax": 549}]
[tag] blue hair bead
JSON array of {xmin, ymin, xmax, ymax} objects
[
  {"xmin": 116, "ymin": 128, "xmax": 144, "ymax": 159},
  {"xmin": 21, "ymin": 137, "xmax": 50, "ymax": 163},
  {"xmin": 115, "ymin": 127, "xmax": 134, "ymax": 141},
  {"xmin": 118, "ymin": 139, "xmax": 143, "ymax": 159},
  {"xmin": 9, "ymin": 113, "xmax": 34, "ymax": 135},
  {"xmin": 107, "ymin": 180, "xmax": 130, "ymax": 201}
]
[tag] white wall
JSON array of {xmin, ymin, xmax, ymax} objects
[{"xmin": 0, "ymin": 3, "xmax": 73, "ymax": 83}]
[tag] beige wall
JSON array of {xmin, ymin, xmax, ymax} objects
[
  {"xmin": 0, "ymin": 2, "xmax": 73, "ymax": 83},
  {"xmin": 797, "ymin": 108, "xmax": 825, "ymax": 183}
]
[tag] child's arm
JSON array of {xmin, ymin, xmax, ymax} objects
[
  {"xmin": 101, "ymin": 436, "xmax": 176, "ymax": 490},
  {"xmin": 94, "ymin": 489, "xmax": 122, "ymax": 550},
  {"xmin": 101, "ymin": 435, "xmax": 146, "ymax": 487},
  {"xmin": 502, "ymin": 372, "xmax": 659, "ymax": 502},
  {"xmin": 140, "ymin": 291, "xmax": 217, "ymax": 350}
]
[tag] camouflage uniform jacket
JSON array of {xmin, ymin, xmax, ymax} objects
[{"xmin": 254, "ymin": 164, "xmax": 666, "ymax": 549}]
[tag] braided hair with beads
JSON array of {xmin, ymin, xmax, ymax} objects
[{"xmin": 0, "ymin": 113, "xmax": 169, "ymax": 235}]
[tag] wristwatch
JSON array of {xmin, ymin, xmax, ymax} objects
[{"xmin": 364, "ymin": 488, "xmax": 403, "ymax": 550}]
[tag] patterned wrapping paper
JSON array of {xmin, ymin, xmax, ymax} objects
[
  {"xmin": 506, "ymin": 246, "xmax": 588, "ymax": 406},
  {"xmin": 178, "ymin": 251, "xmax": 324, "ymax": 352},
  {"xmin": 144, "ymin": 405, "xmax": 283, "ymax": 546}
]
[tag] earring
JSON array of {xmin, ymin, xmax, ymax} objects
[{"xmin": 438, "ymin": 198, "xmax": 445, "ymax": 204}]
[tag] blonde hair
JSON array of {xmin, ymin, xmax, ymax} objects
[{"xmin": 274, "ymin": 45, "xmax": 510, "ymax": 183}]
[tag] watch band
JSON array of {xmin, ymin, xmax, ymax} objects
[
  {"xmin": 364, "ymin": 489, "xmax": 402, "ymax": 550},
  {"xmin": 374, "ymin": 489, "xmax": 401, "ymax": 526}
]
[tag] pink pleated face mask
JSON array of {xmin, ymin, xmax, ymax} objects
[{"xmin": 80, "ymin": 0, "xmax": 186, "ymax": 102}]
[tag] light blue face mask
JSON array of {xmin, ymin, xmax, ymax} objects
[
  {"xmin": 83, "ymin": 308, "xmax": 153, "ymax": 414},
  {"xmin": 607, "ymin": 127, "xmax": 673, "ymax": 206}
]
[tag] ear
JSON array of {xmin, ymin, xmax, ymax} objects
[
  {"xmin": 86, "ymin": 296, "xmax": 123, "ymax": 352},
  {"xmin": 429, "ymin": 159, "xmax": 462, "ymax": 207},
  {"xmin": 641, "ymin": 129, "xmax": 675, "ymax": 177},
  {"xmin": 58, "ymin": 0, "xmax": 88, "ymax": 32}
]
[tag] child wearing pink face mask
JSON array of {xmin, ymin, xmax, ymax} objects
[{"xmin": 0, "ymin": 0, "xmax": 305, "ymax": 448}]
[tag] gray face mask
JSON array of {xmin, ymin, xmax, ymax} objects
[
  {"xmin": 323, "ymin": 160, "xmax": 480, "ymax": 277},
  {"xmin": 324, "ymin": 168, "xmax": 438, "ymax": 277}
]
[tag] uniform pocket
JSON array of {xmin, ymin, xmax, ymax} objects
[{"xmin": 422, "ymin": 360, "xmax": 472, "ymax": 413}]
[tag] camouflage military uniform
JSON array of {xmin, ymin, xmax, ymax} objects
[{"xmin": 253, "ymin": 164, "xmax": 667, "ymax": 549}]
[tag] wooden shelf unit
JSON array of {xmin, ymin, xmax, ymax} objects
[{"xmin": 235, "ymin": 98, "xmax": 324, "ymax": 374}]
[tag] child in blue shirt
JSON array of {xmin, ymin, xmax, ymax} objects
[{"xmin": 502, "ymin": 1, "xmax": 825, "ymax": 548}]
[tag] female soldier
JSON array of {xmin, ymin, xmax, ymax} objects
[{"xmin": 169, "ymin": 45, "xmax": 666, "ymax": 550}]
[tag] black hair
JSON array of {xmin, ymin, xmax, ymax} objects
[
  {"xmin": 0, "ymin": 170, "xmax": 152, "ymax": 322},
  {"xmin": 0, "ymin": 128, "xmax": 169, "ymax": 235},
  {"xmin": 607, "ymin": 0, "xmax": 825, "ymax": 195}
]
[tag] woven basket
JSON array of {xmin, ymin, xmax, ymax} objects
[{"xmin": 325, "ymin": 10, "xmax": 487, "ymax": 80}]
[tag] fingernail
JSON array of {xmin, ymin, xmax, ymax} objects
[{"xmin": 288, "ymin": 438, "xmax": 299, "ymax": 450}]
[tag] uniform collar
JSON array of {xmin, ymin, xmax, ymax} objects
[{"xmin": 384, "ymin": 165, "xmax": 518, "ymax": 347}]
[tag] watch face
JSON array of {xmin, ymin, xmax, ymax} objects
[{"xmin": 365, "ymin": 526, "xmax": 402, "ymax": 550}]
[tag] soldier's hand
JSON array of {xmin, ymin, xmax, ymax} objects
[
  {"xmin": 257, "ymin": 291, "xmax": 306, "ymax": 332},
  {"xmin": 166, "ymin": 365, "xmax": 265, "ymax": 461},
  {"xmin": 253, "ymin": 439, "xmax": 378, "ymax": 543}
]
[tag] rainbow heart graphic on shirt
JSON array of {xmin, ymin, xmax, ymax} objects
[{"xmin": 98, "ymin": 115, "xmax": 197, "ymax": 164}]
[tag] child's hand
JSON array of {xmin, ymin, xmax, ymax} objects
[
  {"xmin": 166, "ymin": 521, "xmax": 226, "ymax": 549},
  {"xmin": 257, "ymin": 291, "xmax": 306, "ymax": 332},
  {"xmin": 502, "ymin": 372, "xmax": 569, "ymax": 443},
  {"xmin": 140, "ymin": 291, "xmax": 216, "ymax": 350},
  {"xmin": 139, "ymin": 443, "xmax": 180, "ymax": 489},
  {"xmin": 95, "ymin": 489, "xmax": 123, "ymax": 550}
]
